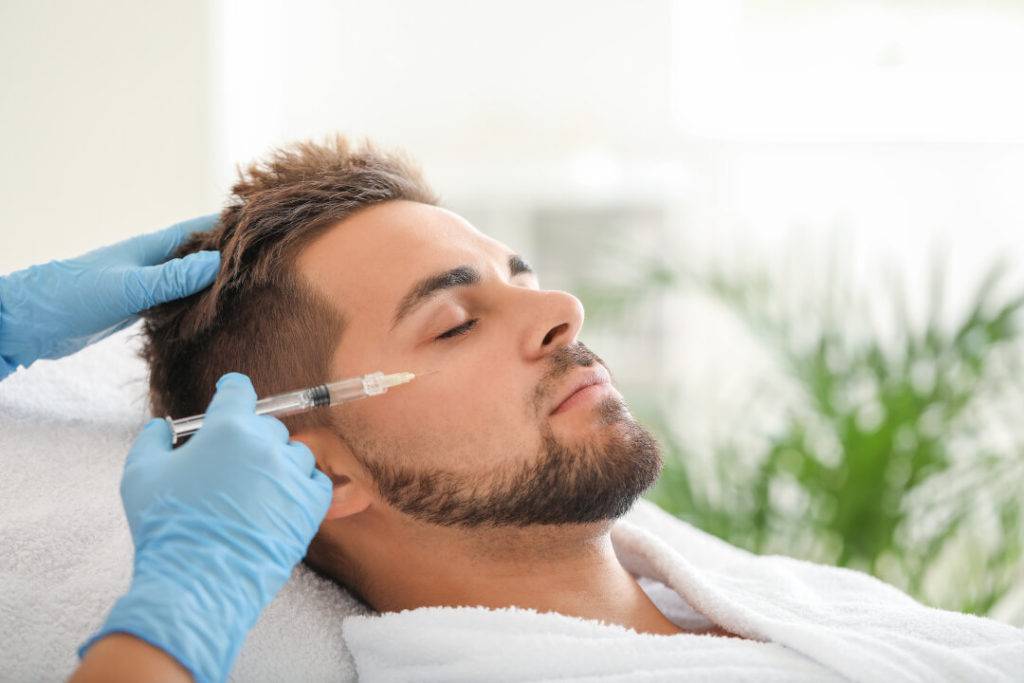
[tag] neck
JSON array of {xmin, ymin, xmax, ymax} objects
[{"xmin": 343, "ymin": 511, "xmax": 682, "ymax": 636}]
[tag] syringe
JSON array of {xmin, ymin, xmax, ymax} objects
[{"xmin": 165, "ymin": 370, "xmax": 421, "ymax": 445}]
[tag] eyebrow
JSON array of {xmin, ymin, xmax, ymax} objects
[{"xmin": 390, "ymin": 254, "xmax": 534, "ymax": 331}]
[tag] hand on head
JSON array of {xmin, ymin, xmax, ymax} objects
[{"xmin": 0, "ymin": 214, "xmax": 221, "ymax": 376}]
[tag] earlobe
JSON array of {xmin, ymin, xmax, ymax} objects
[
  {"xmin": 325, "ymin": 474, "xmax": 373, "ymax": 520},
  {"xmin": 291, "ymin": 427, "xmax": 373, "ymax": 521}
]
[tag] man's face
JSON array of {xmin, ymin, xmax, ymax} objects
[{"xmin": 297, "ymin": 200, "xmax": 662, "ymax": 528}]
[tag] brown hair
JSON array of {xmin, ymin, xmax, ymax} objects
[{"xmin": 137, "ymin": 133, "xmax": 440, "ymax": 605}]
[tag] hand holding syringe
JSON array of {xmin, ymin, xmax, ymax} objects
[{"xmin": 166, "ymin": 369, "xmax": 435, "ymax": 445}]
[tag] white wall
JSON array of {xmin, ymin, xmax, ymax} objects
[
  {"xmin": 1, "ymin": 0, "xmax": 213, "ymax": 273},
  {"xmin": 210, "ymin": 0, "xmax": 678, "ymax": 201}
]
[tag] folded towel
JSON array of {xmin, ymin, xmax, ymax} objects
[{"xmin": 2, "ymin": 326, "xmax": 1021, "ymax": 682}]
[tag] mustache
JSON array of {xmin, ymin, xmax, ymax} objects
[{"xmin": 534, "ymin": 341, "xmax": 611, "ymax": 410}]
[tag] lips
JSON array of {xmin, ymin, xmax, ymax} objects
[{"xmin": 549, "ymin": 366, "xmax": 612, "ymax": 415}]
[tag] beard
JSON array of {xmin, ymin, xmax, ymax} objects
[{"xmin": 353, "ymin": 344, "xmax": 664, "ymax": 528}]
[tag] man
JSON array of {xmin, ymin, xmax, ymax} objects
[
  {"xmin": 127, "ymin": 138, "xmax": 1024, "ymax": 683},
  {"xmin": 137, "ymin": 134, "xmax": 680, "ymax": 636},
  {"xmin": 12, "ymin": 135, "xmax": 1017, "ymax": 681}
]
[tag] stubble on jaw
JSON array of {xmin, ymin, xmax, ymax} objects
[{"xmin": 343, "ymin": 340, "xmax": 663, "ymax": 530}]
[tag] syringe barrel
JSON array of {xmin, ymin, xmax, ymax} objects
[
  {"xmin": 166, "ymin": 386, "xmax": 318, "ymax": 445},
  {"xmin": 166, "ymin": 372, "xmax": 390, "ymax": 445}
]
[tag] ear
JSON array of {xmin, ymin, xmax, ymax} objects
[{"xmin": 291, "ymin": 427, "xmax": 373, "ymax": 521}]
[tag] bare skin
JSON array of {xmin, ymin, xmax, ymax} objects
[
  {"xmin": 69, "ymin": 634, "xmax": 191, "ymax": 683},
  {"xmin": 292, "ymin": 200, "xmax": 732, "ymax": 638},
  {"xmin": 342, "ymin": 506, "xmax": 685, "ymax": 635}
]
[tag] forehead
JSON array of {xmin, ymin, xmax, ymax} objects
[{"xmin": 295, "ymin": 200, "xmax": 507, "ymax": 327}]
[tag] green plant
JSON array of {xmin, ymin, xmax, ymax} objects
[{"xmin": 577, "ymin": 241, "xmax": 1024, "ymax": 620}]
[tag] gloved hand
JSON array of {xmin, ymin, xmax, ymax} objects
[
  {"xmin": 0, "ymin": 214, "xmax": 220, "ymax": 376},
  {"xmin": 78, "ymin": 373, "xmax": 333, "ymax": 683}
]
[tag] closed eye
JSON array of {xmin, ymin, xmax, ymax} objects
[{"xmin": 436, "ymin": 319, "xmax": 478, "ymax": 341}]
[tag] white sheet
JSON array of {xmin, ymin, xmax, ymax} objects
[{"xmin": 2, "ymin": 326, "xmax": 1021, "ymax": 681}]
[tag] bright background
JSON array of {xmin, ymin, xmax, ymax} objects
[{"xmin": 3, "ymin": 0, "xmax": 1023, "ymax": 623}]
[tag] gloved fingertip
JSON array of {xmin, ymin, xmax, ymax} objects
[
  {"xmin": 129, "ymin": 251, "xmax": 218, "ymax": 311},
  {"xmin": 180, "ymin": 249, "xmax": 221, "ymax": 285},
  {"xmin": 216, "ymin": 371, "xmax": 251, "ymax": 389},
  {"xmin": 131, "ymin": 418, "xmax": 173, "ymax": 454},
  {"xmin": 147, "ymin": 417, "xmax": 172, "ymax": 436},
  {"xmin": 174, "ymin": 213, "xmax": 219, "ymax": 235},
  {"xmin": 162, "ymin": 214, "xmax": 219, "ymax": 244},
  {"xmin": 205, "ymin": 372, "xmax": 258, "ymax": 417},
  {"xmin": 190, "ymin": 249, "xmax": 222, "ymax": 265}
]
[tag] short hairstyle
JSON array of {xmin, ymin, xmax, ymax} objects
[{"xmin": 138, "ymin": 134, "xmax": 440, "ymax": 606}]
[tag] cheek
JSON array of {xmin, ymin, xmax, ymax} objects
[
  {"xmin": 354, "ymin": 374, "xmax": 539, "ymax": 470},
  {"xmin": 420, "ymin": 359, "xmax": 530, "ymax": 428}
]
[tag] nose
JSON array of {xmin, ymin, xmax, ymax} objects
[{"xmin": 519, "ymin": 289, "xmax": 585, "ymax": 362}]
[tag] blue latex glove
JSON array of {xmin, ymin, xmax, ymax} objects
[
  {"xmin": 78, "ymin": 373, "xmax": 333, "ymax": 683},
  {"xmin": 0, "ymin": 215, "xmax": 221, "ymax": 378}
]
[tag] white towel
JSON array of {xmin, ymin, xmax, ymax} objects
[
  {"xmin": 342, "ymin": 506, "xmax": 1024, "ymax": 682},
  {"xmin": 2, "ymin": 326, "xmax": 1021, "ymax": 681},
  {"xmin": 0, "ymin": 327, "xmax": 366, "ymax": 682}
]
